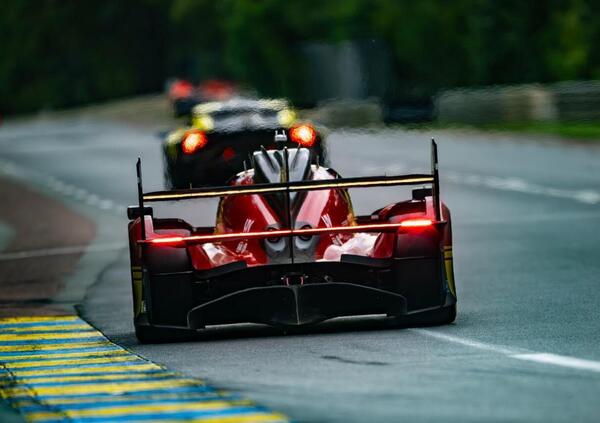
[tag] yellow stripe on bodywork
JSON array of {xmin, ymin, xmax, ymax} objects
[
  {"xmin": 133, "ymin": 278, "xmax": 143, "ymax": 317},
  {"xmin": 443, "ymin": 246, "xmax": 456, "ymax": 296}
]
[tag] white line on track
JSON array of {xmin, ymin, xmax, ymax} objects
[
  {"xmin": 413, "ymin": 329, "xmax": 600, "ymax": 374},
  {"xmin": 360, "ymin": 163, "xmax": 600, "ymax": 205},
  {"xmin": 0, "ymin": 242, "xmax": 125, "ymax": 261},
  {"xmin": 0, "ymin": 158, "xmax": 127, "ymax": 216},
  {"xmin": 512, "ymin": 353, "xmax": 600, "ymax": 372},
  {"xmin": 443, "ymin": 170, "xmax": 600, "ymax": 205}
]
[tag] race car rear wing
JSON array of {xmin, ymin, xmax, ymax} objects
[{"xmin": 132, "ymin": 139, "xmax": 442, "ymax": 241}]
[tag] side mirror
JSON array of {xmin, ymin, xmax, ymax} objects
[
  {"xmin": 412, "ymin": 188, "xmax": 432, "ymax": 201},
  {"xmin": 127, "ymin": 206, "xmax": 153, "ymax": 220}
]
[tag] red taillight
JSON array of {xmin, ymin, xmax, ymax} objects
[
  {"xmin": 182, "ymin": 131, "xmax": 208, "ymax": 154},
  {"xmin": 150, "ymin": 236, "xmax": 185, "ymax": 245},
  {"xmin": 289, "ymin": 124, "xmax": 317, "ymax": 147},
  {"xmin": 170, "ymin": 80, "xmax": 194, "ymax": 99},
  {"xmin": 399, "ymin": 218, "xmax": 433, "ymax": 228}
]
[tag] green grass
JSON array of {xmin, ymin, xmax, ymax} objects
[
  {"xmin": 411, "ymin": 121, "xmax": 600, "ymax": 140},
  {"xmin": 477, "ymin": 121, "xmax": 600, "ymax": 139}
]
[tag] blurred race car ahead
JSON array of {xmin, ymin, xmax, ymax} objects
[
  {"xmin": 167, "ymin": 78, "xmax": 237, "ymax": 117},
  {"xmin": 162, "ymin": 98, "xmax": 327, "ymax": 188},
  {"xmin": 128, "ymin": 136, "xmax": 457, "ymax": 342}
]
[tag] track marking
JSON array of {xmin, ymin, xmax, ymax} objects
[
  {"xmin": 0, "ymin": 242, "xmax": 125, "ymax": 261},
  {"xmin": 0, "ymin": 323, "xmax": 93, "ymax": 332},
  {"xmin": 0, "ymin": 316, "xmax": 79, "ymax": 324},
  {"xmin": 4, "ymin": 355, "xmax": 142, "ymax": 369},
  {"xmin": 0, "ymin": 331, "xmax": 102, "ymax": 341},
  {"xmin": 4, "ymin": 372, "xmax": 176, "ymax": 385},
  {"xmin": 512, "ymin": 353, "xmax": 600, "ymax": 372},
  {"xmin": 0, "ymin": 158, "xmax": 127, "ymax": 215},
  {"xmin": 413, "ymin": 329, "xmax": 600, "ymax": 373},
  {"xmin": 444, "ymin": 171, "xmax": 600, "ymax": 205},
  {"xmin": 11, "ymin": 364, "xmax": 161, "ymax": 377},
  {"xmin": 0, "ymin": 316, "xmax": 289, "ymax": 422},
  {"xmin": 0, "ymin": 349, "xmax": 129, "ymax": 362},
  {"xmin": 0, "ymin": 341, "xmax": 113, "ymax": 352},
  {"xmin": 25, "ymin": 400, "xmax": 254, "ymax": 418},
  {"xmin": 361, "ymin": 161, "xmax": 600, "ymax": 206}
]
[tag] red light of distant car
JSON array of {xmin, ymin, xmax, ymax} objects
[
  {"xmin": 399, "ymin": 218, "xmax": 433, "ymax": 228},
  {"xmin": 170, "ymin": 80, "xmax": 194, "ymax": 99},
  {"xmin": 289, "ymin": 124, "xmax": 317, "ymax": 147},
  {"xmin": 182, "ymin": 131, "xmax": 208, "ymax": 154}
]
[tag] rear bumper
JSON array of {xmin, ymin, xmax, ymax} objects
[
  {"xmin": 187, "ymin": 282, "xmax": 407, "ymax": 328},
  {"xmin": 140, "ymin": 256, "xmax": 455, "ymax": 330}
]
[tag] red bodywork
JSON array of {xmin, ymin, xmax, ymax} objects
[{"xmin": 130, "ymin": 165, "xmax": 451, "ymax": 272}]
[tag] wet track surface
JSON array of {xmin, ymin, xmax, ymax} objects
[{"xmin": 1, "ymin": 115, "xmax": 600, "ymax": 422}]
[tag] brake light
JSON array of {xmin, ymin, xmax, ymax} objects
[
  {"xmin": 141, "ymin": 222, "xmax": 435, "ymax": 247},
  {"xmin": 150, "ymin": 236, "xmax": 185, "ymax": 245},
  {"xmin": 170, "ymin": 80, "xmax": 193, "ymax": 99},
  {"xmin": 399, "ymin": 218, "xmax": 433, "ymax": 228},
  {"xmin": 182, "ymin": 131, "xmax": 208, "ymax": 154},
  {"xmin": 289, "ymin": 124, "xmax": 316, "ymax": 147}
]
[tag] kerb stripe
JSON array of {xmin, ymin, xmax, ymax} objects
[{"xmin": 0, "ymin": 316, "xmax": 289, "ymax": 422}]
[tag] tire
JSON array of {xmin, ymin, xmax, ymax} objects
[
  {"xmin": 135, "ymin": 324, "xmax": 200, "ymax": 344},
  {"xmin": 135, "ymin": 235, "xmax": 193, "ymax": 341}
]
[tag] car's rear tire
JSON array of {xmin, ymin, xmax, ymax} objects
[{"xmin": 135, "ymin": 324, "xmax": 200, "ymax": 344}]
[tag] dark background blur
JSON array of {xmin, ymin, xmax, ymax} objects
[{"xmin": 2, "ymin": 0, "xmax": 599, "ymax": 116}]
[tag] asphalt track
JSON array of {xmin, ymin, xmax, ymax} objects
[{"xmin": 1, "ymin": 111, "xmax": 599, "ymax": 422}]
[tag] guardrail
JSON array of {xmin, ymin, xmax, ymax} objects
[{"xmin": 434, "ymin": 80, "xmax": 600, "ymax": 124}]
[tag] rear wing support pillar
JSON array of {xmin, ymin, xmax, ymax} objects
[
  {"xmin": 431, "ymin": 139, "xmax": 441, "ymax": 221},
  {"xmin": 136, "ymin": 157, "xmax": 146, "ymax": 240}
]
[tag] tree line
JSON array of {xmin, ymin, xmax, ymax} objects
[{"xmin": 1, "ymin": 0, "xmax": 598, "ymax": 114}]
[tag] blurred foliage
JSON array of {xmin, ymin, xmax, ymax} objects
[
  {"xmin": 1, "ymin": 0, "xmax": 599, "ymax": 114},
  {"xmin": 0, "ymin": 0, "xmax": 169, "ymax": 114}
]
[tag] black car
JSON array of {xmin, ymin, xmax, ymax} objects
[{"xmin": 162, "ymin": 98, "xmax": 328, "ymax": 188}]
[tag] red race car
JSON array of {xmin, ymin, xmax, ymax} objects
[
  {"xmin": 168, "ymin": 78, "xmax": 237, "ymax": 117},
  {"xmin": 128, "ymin": 134, "xmax": 457, "ymax": 342}
]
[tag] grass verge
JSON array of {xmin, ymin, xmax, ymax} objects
[{"xmin": 405, "ymin": 121, "xmax": 600, "ymax": 140}]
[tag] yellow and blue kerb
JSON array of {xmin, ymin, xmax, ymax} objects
[{"xmin": 0, "ymin": 316, "xmax": 289, "ymax": 422}]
